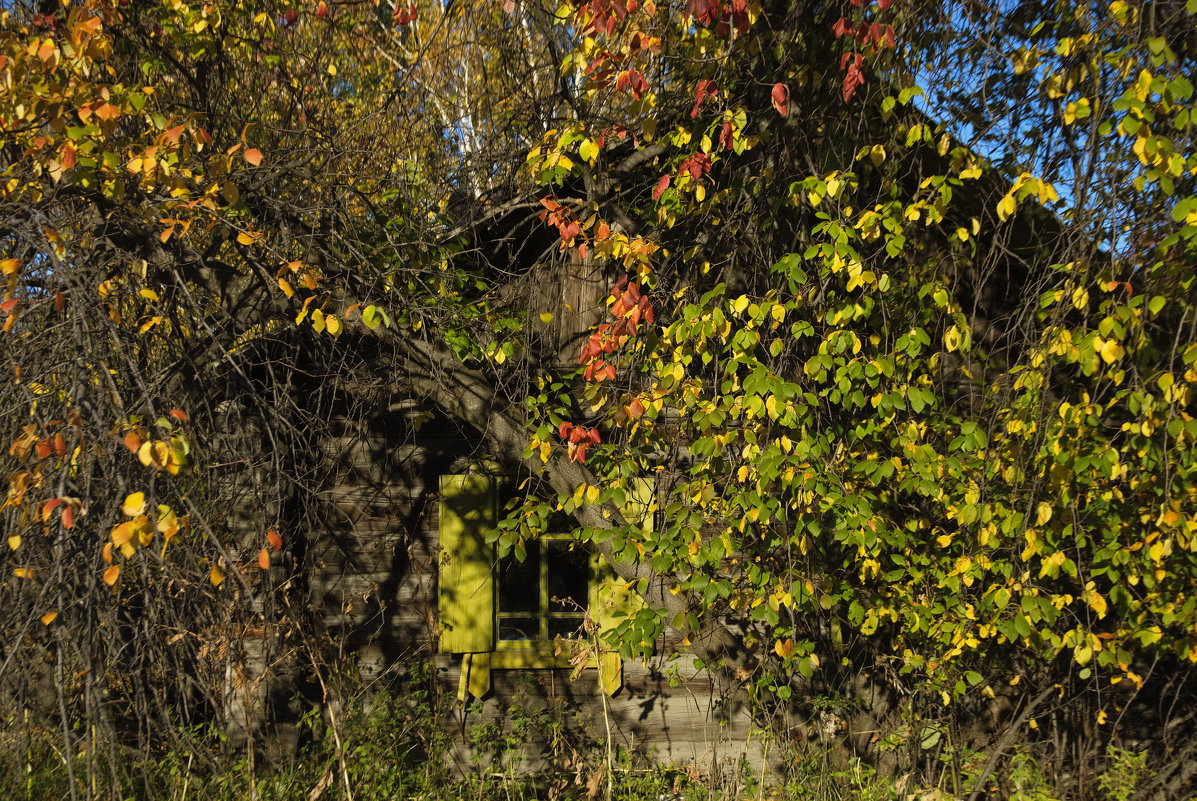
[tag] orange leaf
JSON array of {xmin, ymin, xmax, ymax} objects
[
  {"xmin": 61, "ymin": 506, "xmax": 75, "ymax": 529},
  {"xmin": 124, "ymin": 430, "xmax": 142, "ymax": 453},
  {"xmin": 169, "ymin": 408, "xmax": 189, "ymax": 423},
  {"xmin": 111, "ymin": 521, "xmax": 135, "ymax": 547},
  {"xmin": 267, "ymin": 529, "xmax": 283, "ymax": 553},
  {"xmin": 40, "ymin": 612, "xmax": 58, "ymax": 625},
  {"xmin": 257, "ymin": 548, "xmax": 270, "ymax": 570},
  {"xmin": 102, "ymin": 565, "xmax": 121, "ymax": 586},
  {"xmin": 243, "ymin": 148, "xmax": 263, "ymax": 166},
  {"xmin": 94, "ymin": 102, "xmax": 121, "ymax": 121}
]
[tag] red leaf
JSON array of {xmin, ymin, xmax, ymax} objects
[
  {"xmin": 831, "ymin": 17, "xmax": 853, "ymax": 37},
  {"xmin": 558, "ymin": 421, "xmax": 574, "ymax": 439},
  {"xmin": 1, "ymin": 299, "xmax": 17, "ymax": 313},
  {"xmin": 41, "ymin": 498, "xmax": 63, "ymax": 522},
  {"xmin": 53, "ymin": 433, "xmax": 66, "ymax": 458},
  {"xmin": 652, "ymin": 174, "xmax": 671, "ymax": 201},
  {"xmin": 690, "ymin": 79, "xmax": 718, "ymax": 118},
  {"xmin": 841, "ymin": 53, "xmax": 865, "ymax": 102},
  {"xmin": 877, "ymin": 0, "xmax": 891, "ymax": 9},
  {"xmin": 587, "ymin": 428, "xmax": 602, "ymax": 444},
  {"xmin": 628, "ymin": 398, "xmax": 646, "ymax": 418},
  {"xmin": 35, "ymin": 439, "xmax": 52, "ymax": 460},
  {"xmin": 771, "ymin": 83, "xmax": 790, "ymax": 116},
  {"xmin": 53, "ymin": 290, "xmax": 66, "ymax": 314},
  {"xmin": 316, "ymin": 1, "xmax": 329, "ymax": 18},
  {"xmin": 719, "ymin": 120, "xmax": 734, "ymax": 150}
]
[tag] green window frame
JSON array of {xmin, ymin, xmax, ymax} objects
[{"xmin": 437, "ymin": 474, "xmax": 649, "ymax": 698}]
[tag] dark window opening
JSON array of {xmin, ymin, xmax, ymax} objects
[{"xmin": 497, "ymin": 538, "xmax": 589, "ymax": 642}]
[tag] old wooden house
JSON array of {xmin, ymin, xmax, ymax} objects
[{"xmin": 292, "ymin": 399, "xmax": 764, "ymax": 775}]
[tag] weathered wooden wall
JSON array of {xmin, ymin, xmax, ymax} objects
[{"xmin": 305, "ymin": 404, "xmax": 764, "ymax": 773}]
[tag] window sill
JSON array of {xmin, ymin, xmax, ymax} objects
[{"xmin": 491, "ymin": 640, "xmax": 596, "ymax": 670}]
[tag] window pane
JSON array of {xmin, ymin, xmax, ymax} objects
[
  {"xmin": 498, "ymin": 541, "xmax": 540, "ymax": 615},
  {"xmin": 548, "ymin": 616, "xmax": 585, "ymax": 639},
  {"xmin": 546, "ymin": 541, "xmax": 588, "ymax": 614},
  {"xmin": 498, "ymin": 616, "xmax": 540, "ymax": 641}
]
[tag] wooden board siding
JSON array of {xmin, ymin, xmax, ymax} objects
[{"xmin": 306, "ymin": 405, "xmax": 761, "ymax": 770}]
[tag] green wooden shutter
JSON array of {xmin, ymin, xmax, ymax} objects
[
  {"xmin": 591, "ymin": 477, "xmax": 653, "ymax": 695},
  {"xmin": 438, "ymin": 474, "xmax": 496, "ymax": 654}
]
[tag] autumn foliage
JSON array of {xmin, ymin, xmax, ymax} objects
[{"xmin": 2, "ymin": 0, "xmax": 1197, "ymax": 796}]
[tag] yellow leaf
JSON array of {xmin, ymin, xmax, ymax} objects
[
  {"xmin": 997, "ymin": 193, "xmax": 1016, "ymax": 221},
  {"xmin": 1036, "ymin": 502, "xmax": 1052, "ymax": 526},
  {"xmin": 210, "ymin": 564, "xmax": 225, "ymax": 587},
  {"xmin": 139, "ymin": 288, "xmax": 160, "ymax": 302},
  {"xmin": 277, "ymin": 277, "xmax": 294, "ymax": 298},
  {"xmin": 102, "ymin": 565, "xmax": 120, "ymax": 586},
  {"xmin": 236, "ymin": 232, "xmax": 256, "ymax": 246},
  {"xmin": 869, "ymin": 144, "xmax": 886, "ymax": 166},
  {"xmin": 121, "ymin": 492, "xmax": 147, "ymax": 516},
  {"xmin": 539, "ymin": 312, "xmax": 554, "ymax": 324},
  {"xmin": 40, "ymin": 612, "xmax": 57, "ymax": 625},
  {"xmin": 12, "ymin": 567, "xmax": 34, "ymax": 579},
  {"xmin": 1, "ymin": 258, "xmax": 21, "ymax": 275},
  {"xmin": 943, "ymin": 326, "xmax": 961, "ymax": 352},
  {"xmin": 1099, "ymin": 338, "xmax": 1125, "ymax": 364},
  {"xmin": 325, "ymin": 314, "xmax": 342, "ymax": 337},
  {"xmin": 1083, "ymin": 586, "xmax": 1108, "ymax": 618}
]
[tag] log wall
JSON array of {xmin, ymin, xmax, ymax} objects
[{"xmin": 304, "ymin": 404, "xmax": 763, "ymax": 772}]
